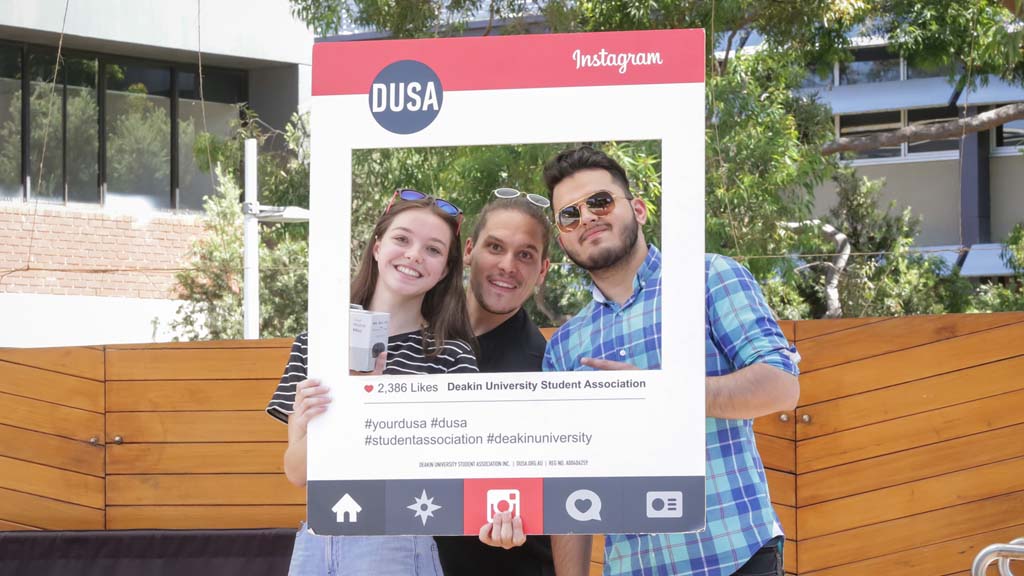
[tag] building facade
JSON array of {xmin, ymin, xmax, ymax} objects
[
  {"xmin": 0, "ymin": 0, "xmax": 313, "ymax": 346},
  {"xmin": 806, "ymin": 40, "xmax": 1024, "ymax": 276}
]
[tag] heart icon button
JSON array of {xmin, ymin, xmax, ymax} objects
[
  {"xmin": 364, "ymin": 385, "xmax": 374, "ymax": 393},
  {"xmin": 565, "ymin": 489, "xmax": 602, "ymax": 522}
]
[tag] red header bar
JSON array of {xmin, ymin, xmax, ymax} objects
[{"xmin": 313, "ymin": 29, "xmax": 705, "ymax": 96}]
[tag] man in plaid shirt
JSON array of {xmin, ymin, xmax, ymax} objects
[{"xmin": 541, "ymin": 146, "xmax": 800, "ymax": 576}]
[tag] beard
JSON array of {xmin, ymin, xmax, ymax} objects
[{"xmin": 563, "ymin": 217, "xmax": 640, "ymax": 272}]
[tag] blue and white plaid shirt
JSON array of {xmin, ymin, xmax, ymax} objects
[{"xmin": 543, "ymin": 246, "xmax": 799, "ymax": 576}]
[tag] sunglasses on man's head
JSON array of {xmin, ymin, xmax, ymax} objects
[
  {"xmin": 385, "ymin": 189, "xmax": 464, "ymax": 234},
  {"xmin": 555, "ymin": 190, "xmax": 622, "ymax": 233},
  {"xmin": 493, "ymin": 187, "xmax": 551, "ymax": 209}
]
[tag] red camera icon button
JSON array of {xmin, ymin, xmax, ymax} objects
[{"xmin": 463, "ymin": 478, "xmax": 543, "ymax": 535}]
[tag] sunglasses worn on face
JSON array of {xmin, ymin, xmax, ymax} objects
[
  {"xmin": 385, "ymin": 189, "xmax": 464, "ymax": 234},
  {"xmin": 556, "ymin": 190, "xmax": 622, "ymax": 233},
  {"xmin": 493, "ymin": 187, "xmax": 551, "ymax": 209}
]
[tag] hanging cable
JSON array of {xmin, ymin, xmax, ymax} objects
[{"xmin": 1, "ymin": 0, "xmax": 71, "ymax": 286}]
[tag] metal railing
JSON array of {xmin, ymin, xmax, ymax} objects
[{"xmin": 973, "ymin": 538, "xmax": 1024, "ymax": 576}]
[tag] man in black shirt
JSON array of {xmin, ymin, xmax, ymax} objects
[
  {"xmin": 464, "ymin": 193, "xmax": 551, "ymax": 374},
  {"xmin": 434, "ymin": 192, "xmax": 588, "ymax": 576}
]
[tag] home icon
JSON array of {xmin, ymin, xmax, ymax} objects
[{"xmin": 332, "ymin": 493, "xmax": 362, "ymax": 523}]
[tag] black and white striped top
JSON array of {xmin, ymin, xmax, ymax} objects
[{"xmin": 266, "ymin": 331, "xmax": 478, "ymax": 424}]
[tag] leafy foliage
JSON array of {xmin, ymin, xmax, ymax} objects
[
  {"xmin": 257, "ymin": 0, "xmax": 1024, "ymax": 325},
  {"xmin": 171, "ymin": 112, "xmax": 310, "ymax": 339},
  {"xmin": 969, "ymin": 223, "xmax": 1024, "ymax": 312},
  {"xmin": 349, "ymin": 140, "xmax": 662, "ymax": 325},
  {"xmin": 171, "ymin": 166, "xmax": 246, "ymax": 340},
  {"xmin": 706, "ymin": 49, "xmax": 836, "ymax": 279},
  {"xmin": 787, "ymin": 168, "xmax": 974, "ymax": 318},
  {"xmin": 880, "ymin": 0, "xmax": 1024, "ymax": 89}
]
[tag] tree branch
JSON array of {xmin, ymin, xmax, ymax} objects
[
  {"xmin": 718, "ymin": 14, "xmax": 758, "ymax": 77},
  {"xmin": 532, "ymin": 284, "xmax": 567, "ymax": 327},
  {"xmin": 780, "ymin": 220, "xmax": 850, "ymax": 318},
  {"xmin": 720, "ymin": 28, "xmax": 740, "ymax": 77},
  {"xmin": 482, "ymin": 0, "xmax": 495, "ymax": 36},
  {"xmin": 822, "ymin": 102, "xmax": 1024, "ymax": 155},
  {"xmin": 736, "ymin": 29, "xmax": 753, "ymax": 53}
]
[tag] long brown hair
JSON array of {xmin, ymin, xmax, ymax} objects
[{"xmin": 350, "ymin": 197, "xmax": 476, "ymax": 357}]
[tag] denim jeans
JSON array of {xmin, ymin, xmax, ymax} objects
[{"xmin": 288, "ymin": 523, "xmax": 444, "ymax": 576}]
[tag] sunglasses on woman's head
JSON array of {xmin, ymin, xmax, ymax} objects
[
  {"xmin": 384, "ymin": 189, "xmax": 464, "ymax": 234},
  {"xmin": 493, "ymin": 187, "xmax": 551, "ymax": 209},
  {"xmin": 555, "ymin": 190, "xmax": 622, "ymax": 233}
]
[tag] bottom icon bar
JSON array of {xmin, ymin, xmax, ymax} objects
[{"xmin": 307, "ymin": 476, "xmax": 704, "ymax": 536}]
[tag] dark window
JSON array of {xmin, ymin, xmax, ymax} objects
[
  {"xmin": 996, "ymin": 118, "xmax": 1024, "ymax": 150},
  {"xmin": 906, "ymin": 59, "xmax": 956, "ymax": 81},
  {"xmin": 1, "ymin": 43, "xmax": 248, "ymax": 211},
  {"xmin": 178, "ymin": 67, "xmax": 246, "ymax": 104},
  {"xmin": 801, "ymin": 64, "xmax": 833, "ymax": 89},
  {"xmin": 907, "ymin": 106, "xmax": 960, "ymax": 154},
  {"xmin": 839, "ymin": 111, "xmax": 902, "ymax": 158},
  {"xmin": 65, "ymin": 55, "xmax": 99, "ymax": 203},
  {"xmin": 840, "ymin": 46, "xmax": 900, "ymax": 85},
  {"xmin": 177, "ymin": 68, "xmax": 246, "ymax": 211},
  {"xmin": 28, "ymin": 49, "xmax": 62, "ymax": 201},
  {"xmin": 105, "ymin": 61, "xmax": 172, "ymax": 210},
  {"xmin": 0, "ymin": 44, "xmax": 20, "ymax": 199}
]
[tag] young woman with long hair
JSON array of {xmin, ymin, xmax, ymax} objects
[{"xmin": 266, "ymin": 190, "xmax": 478, "ymax": 575}]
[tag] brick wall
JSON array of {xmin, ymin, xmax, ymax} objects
[{"xmin": 0, "ymin": 202, "xmax": 205, "ymax": 300}]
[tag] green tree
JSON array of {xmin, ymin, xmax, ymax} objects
[
  {"xmin": 970, "ymin": 223, "xmax": 1024, "ymax": 312},
  {"xmin": 706, "ymin": 48, "xmax": 835, "ymax": 278},
  {"xmin": 824, "ymin": 0, "xmax": 1024, "ymax": 154},
  {"xmin": 285, "ymin": 0, "xmax": 1024, "ymax": 320},
  {"xmin": 171, "ymin": 112, "xmax": 310, "ymax": 339},
  {"xmin": 787, "ymin": 168, "xmax": 973, "ymax": 318},
  {"xmin": 295, "ymin": 0, "xmax": 843, "ymax": 303},
  {"xmin": 349, "ymin": 140, "xmax": 661, "ymax": 325}
]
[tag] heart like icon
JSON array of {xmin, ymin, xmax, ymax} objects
[
  {"xmin": 565, "ymin": 489, "xmax": 602, "ymax": 522},
  {"xmin": 364, "ymin": 385, "xmax": 374, "ymax": 393}
]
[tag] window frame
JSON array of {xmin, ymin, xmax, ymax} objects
[
  {"xmin": 837, "ymin": 109, "xmax": 904, "ymax": 161},
  {"xmin": 0, "ymin": 40, "xmax": 27, "ymax": 199},
  {"xmin": 804, "ymin": 42, "xmax": 962, "ymax": 89},
  {"xmin": 0, "ymin": 39, "xmax": 248, "ymax": 210},
  {"xmin": 906, "ymin": 105, "xmax": 961, "ymax": 156},
  {"xmin": 173, "ymin": 63, "xmax": 250, "ymax": 212},
  {"xmin": 839, "ymin": 44, "xmax": 903, "ymax": 86},
  {"xmin": 991, "ymin": 111, "xmax": 1024, "ymax": 157},
  {"xmin": 837, "ymin": 107, "xmax": 965, "ymax": 166}
]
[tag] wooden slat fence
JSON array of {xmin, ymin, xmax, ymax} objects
[
  {"xmin": 103, "ymin": 339, "xmax": 304, "ymax": 530},
  {"xmin": 793, "ymin": 312, "xmax": 1024, "ymax": 576},
  {"xmin": 1, "ymin": 313, "xmax": 1022, "ymax": 575},
  {"xmin": 0, "ymin": 347, "xmax": 105, "ymax": 531}
]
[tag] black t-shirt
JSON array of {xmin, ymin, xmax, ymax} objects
[
  {"xmin": 475, "ymin": 308, "xmax": 548, "ymax": 374},
  {"xmin": 266, "ymin": 331, "xmax": 478, "ymax": 423},
  {"xmin": 435, "ymin": 308, "xmax": 555, "ymax": 576}
]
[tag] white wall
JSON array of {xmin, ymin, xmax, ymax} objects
[
  {"xmin": 814, "ymin": 159, "xmax": 962, "ymax": 246},
  {"xmin": 991, "ymin": 154, "xmax": 1024, "ymax": 242},
  {"xmin": 0, "ymin": 293, "xmax": 186, "ymax": 347},
  {"xmin": 0, "ymin": 0, "xmax": 313, "ymax": 65}
]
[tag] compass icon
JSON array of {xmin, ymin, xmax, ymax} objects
[{"xmin": 407, "ymin": 489, "xmax": 442, "ymax": 526}]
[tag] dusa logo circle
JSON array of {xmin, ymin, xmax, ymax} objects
[{"xmin": 369, "ymin": 60, "xmax": 443, "ymax": 134}]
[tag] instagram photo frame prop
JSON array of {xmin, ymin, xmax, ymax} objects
[{"xmin": 307, "ymin": 29, "xmax": 706, "ymax": 536}]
